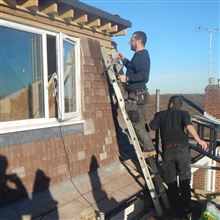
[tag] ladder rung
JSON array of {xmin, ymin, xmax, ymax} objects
[{"xmin": 101, "ymin": 47, "xmax": 170, "ymax": 216}]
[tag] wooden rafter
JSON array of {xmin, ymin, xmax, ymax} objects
[
  {"xmin": 73, "ymin": 14, "xmax": 88, "ymax": 25},
  {"xmin": 17, "ymin": 0, "xmax": 39, "ymax": 11},
  {"xmin": 113, "ymin": 28, "xmax": 127, "ymax": 36},
  {"xmin": 59, "ymin": 8, "xmax": 74, "ymax": 20},
  {"xmin": 87, "ymin": 18, "xmax": 101, "ymax": 28},
  {"xmin": 0, "ymin": 0, "xmax": 129, "ymax": 37},
  {"xmin": 0, "ymin": 0, "xmax": 16, "ymax": 6},
  {"xmin": 108, "ymin": 25, "xmax": 118, "ymax": 33},
  {"xmin": 99, "ymin": 22, "xmax": 111, "ymax": 31},
  {"xmin": 39, "ymin": 1, "xmax": 57, "ymax": 15}
]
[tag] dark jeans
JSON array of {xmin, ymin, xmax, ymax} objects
[
  {"xmin": 125, "ymin": 91, "xmax": 154, "ymax": 151},
  {"xmin": 163, "ymin": 145, "xmax": 191, "ymax": 217},
  {"xmin": 163, "ymin": 145, "xmax": 191, "ymax": 183}
]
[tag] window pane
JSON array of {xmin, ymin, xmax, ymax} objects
[
  {"xmin": 47, "ymin": 35, "xmax": 58, "ymax": 118},
  {"xmin": 63, "ymin": 40, "xmax": 76, "ymax": 113},
  {"xmin": 0, "ymin": 26, "xmax": 44, "ymax": 122}
]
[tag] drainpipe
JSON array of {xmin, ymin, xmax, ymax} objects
[
  {"xmin": 212, "ymin": 148, "xmax": 220, "ymax": 192},
  {"xmin": 207, "ymin": 159, "xmax": 216, "ymax": 192},
  {"xmin": 191, "ymin": 156, "xmax": 210, "ymax": 188},
  {"xmin": 191, "ymin": 174, "xmax": 194, "ymax": 188},
  {"xmin": 212, "ymin": 160, "xmax": 216, "ymax": 192}
]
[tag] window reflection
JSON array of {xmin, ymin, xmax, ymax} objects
[
  {"xmin": 0, "ymin": 26, "xmax": 44, "ymax": 121},
  {"xmin": 63, "ymin": 40, "xmax": 76, "ymax": 113}
]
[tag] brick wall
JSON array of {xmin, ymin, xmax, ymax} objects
[
  {"xmin": 216, "ymin": 162, "xmax": 220, "ymax": 191},
  {"xmin": 205, "ymin": 84, "xmax": 220, "ymax": 119},
  {"xmin": 0, "ymin": 38, "xmax": 119, "ymax": 204},
  {"xmin": 192, "ymin": 169, "xmax": 207, "ymax": 190},
  {"xmin": 204, "ymin": 84, "xmax": 220, "ymax": 192}
]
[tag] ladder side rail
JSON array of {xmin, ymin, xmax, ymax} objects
[
  {"xmin": 101, "ymin": 48, "xmax": 164, "ymax": 216},
  {"xmin": 110, "ymin": 70, "xmax": 164, "ymax": 217},
  {"xmin": 147, "ymin": 157, "xmax": 170, "ymax": 210}
]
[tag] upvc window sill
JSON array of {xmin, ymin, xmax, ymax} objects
[{"xmin": 0, "ymin": 118, "xmax": 84, "ymax": 134}]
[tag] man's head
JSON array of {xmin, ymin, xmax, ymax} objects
[
  {"xmin": 129, "ymin": 31, "xmax": 147, "ymax": 51},
  {"xmin": 168, "ymin": 95, "xmax": 183, "ymax": 109}
]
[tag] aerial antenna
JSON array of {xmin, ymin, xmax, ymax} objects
[{"xmin": 194, "ymin": 25, "xmax": 218, "ymax": 85}]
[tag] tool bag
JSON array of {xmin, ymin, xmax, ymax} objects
[{"xmin": 125, "ymin": 100, "xmax": 139, "ymax": 122}]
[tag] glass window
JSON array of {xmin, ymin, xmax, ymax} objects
[
  {"xmin": 63, "ymin": 39, "xmax": 76, "ymax": 114},
  {"xmin": 0, "ymin": 26, "xmax": 44, "ymax": 122},
  {"xmin": 0, "ymin": 21, "xmax": 81, "ymax": 131},
  {"xmin": 47, "ymin": 35, "xmax": 58, "ymax": 118}
]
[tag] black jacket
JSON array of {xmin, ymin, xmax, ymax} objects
[{"xmin": 122, "ymin": 49, "xmax": 150, "ymax": 92}]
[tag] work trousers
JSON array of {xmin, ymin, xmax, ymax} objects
[
  {"xmin": 163, "ymin": 145, "xmax": 191, "ymax": 217},
  {"xmin": 167, "ymin": 180, "xmax": 191, "ymax": 217},
  {"xmin": 163, "ymin": 145, "xmax": 191, "ymax": 183},
  {"xmin": 125, "ymin": 91, "xmax": 154, "ymax": 151}
]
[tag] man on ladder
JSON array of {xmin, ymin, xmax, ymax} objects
[
  {"xmin": 101, "ymin": 32, "xmax": 169, "ymax": 217},
  {"xmin": 118, "ymin": 31, "xmax": 156, "ymax": 156}
]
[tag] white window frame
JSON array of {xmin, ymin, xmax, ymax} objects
[
  {"xmin": 0, "ymin": 20, "xmax": 82, "ymax": 134},
  {"xmin": 58, "ymin": 33, "xmax": 81, "ymax": 121}
]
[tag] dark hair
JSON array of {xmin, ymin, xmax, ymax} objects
[
  {"xmin": 168, "ymin": 95, "xmax": 183, "ymax": 109},
  {"xmin": 133, "ymin": 31, "xmax": 147, "ymax": 46}
]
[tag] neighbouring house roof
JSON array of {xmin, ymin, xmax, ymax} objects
[
  {"xmin": 0, "ymin": 0, "xmax": 131, "ymax": 36},
  {"xmin": 193, "ymin": 115, "xmax": 220, "ymax": 130},
  {"xmin": 203, "ymin": 112, "xmax": 220, "ymax": 125}
]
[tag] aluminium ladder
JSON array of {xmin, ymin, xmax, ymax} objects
[{"xmin": 101, "ymin": 47, "xmax": 170, "ymax": 217}]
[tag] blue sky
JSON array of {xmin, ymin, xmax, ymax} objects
[{"xmin": 81, "ymin": 0, "xmax": 219, "ymax": 94}]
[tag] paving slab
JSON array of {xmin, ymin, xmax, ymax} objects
[{"xmin": 0, "ymin": 160, "xmax": 145, "ymax": 220}]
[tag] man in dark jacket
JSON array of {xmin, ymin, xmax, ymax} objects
[
  {"xmin": 118, "ymin": 31, "xmax": 155, "ymax": 154},
  {"xmin": 150, "ymin": 95, "xmax": 208, "ymax": 219}
]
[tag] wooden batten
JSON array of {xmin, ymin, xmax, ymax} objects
[
  {"xmin": 108, "ymin": 25, "xmax": 118, "ymax": 33},
  {"xmin": 87, "ymin": 18, "xmax": 101, "ymax": 28},
  {"xmin": 0, "ymin": 0, "xmax": 129, "ymax": 38},
  {"xmin": 113, "ymin": 28, "xmax": 127, "ymax": 36},
  {"xmin": 59, "ymin": 8, "xmax": 74, "ymax": 20},
  {"xmin": 99, "ymin": 22, "xmax": 111, "ymax": 31},
  {"xmin": 73, "ymin": 14, "xmax": 88, "ymax": 25},
  {"xmin": 0, "ymin": 0, "xmax": 16, "ymax": 6},
  {"xmin": 17, "ymin": 0, "xmax": 39, "ymax": 11},
  {"xmin": 39, "ymin": 1, "xmax": 57, "ymax": 16}
]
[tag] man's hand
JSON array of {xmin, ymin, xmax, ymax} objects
[
  {"xmin": 118, "ymin": 75, "xmax": 127, "ymax": 83},
  {"xmin": 186, "ymin": 124, "xmax": 208, "ymax": 150},
  {"xmin": 118, "ymin": 52, "xmax": 125, "ymax": 60},
  {"xmin": 198, "ymin": 139, "xmax": 208, "ymax": 150}
]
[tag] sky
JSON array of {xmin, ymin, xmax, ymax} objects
[{"xmin": 81, "ymin": 0, "xmax": 219, "ymax": 94}]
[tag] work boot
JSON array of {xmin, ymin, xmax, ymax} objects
[
  {"xmin": 167, "ymin": 182, "xmax": 182, "ymax": 218},
  {"xmin": 179, "ymin": 179, "xmax": 191, "ymax": 215}
]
